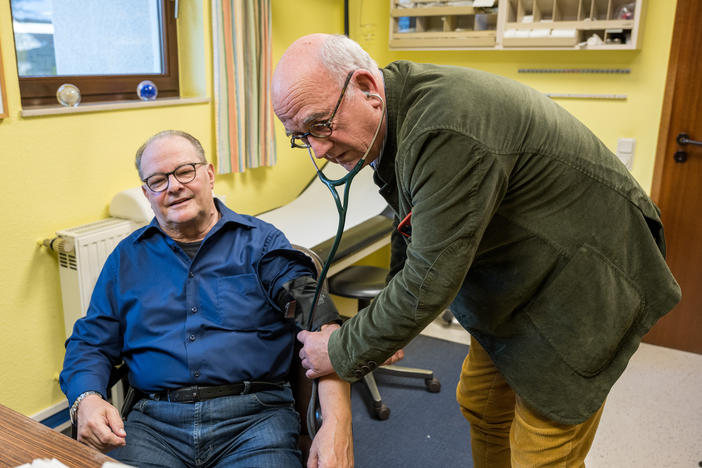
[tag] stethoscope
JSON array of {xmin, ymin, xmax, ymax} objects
[{"xmin": 304, "ymin": 91, "xmax": 386, "ymax": 437}]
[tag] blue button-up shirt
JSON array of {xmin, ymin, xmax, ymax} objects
[{"xmin": 60, "ymin": 199, "xmax": 319, "ymax": 405}]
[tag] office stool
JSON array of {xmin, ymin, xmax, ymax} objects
[{"xmin": 329, "ymin": 265, "xmax": 440, "ymax": 420}]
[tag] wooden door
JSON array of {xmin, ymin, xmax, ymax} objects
[{"xmin": 646, "ymin": 0, "xmax": 702, "ymax": 354}]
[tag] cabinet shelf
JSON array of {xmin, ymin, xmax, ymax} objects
[
  {"xmin": 389, "ymin": 0, "xmax": 643, "ymax": 50},
  {"xmin": 391, "ymin": 31, "xmax": 497, "ymax": 48},
  {"xmin": 504, "ymin": 19, "xmax": 634, "ymax": 30},
  {"xmin": 390, "ymin": 6, "xmax": 479, "ymax": 17}
]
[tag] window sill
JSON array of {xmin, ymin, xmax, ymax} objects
[{"xmin": 20, "ymin": 96, "xmax": 210, "ymax": 118}]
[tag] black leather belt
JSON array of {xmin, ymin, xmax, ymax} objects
[{"xmin": 148, "ymin": 381, "xmax": 285, "ymax": 403}]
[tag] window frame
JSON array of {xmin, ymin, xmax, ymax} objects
[{"xmin": 12, "ymin": 0, "xmax": 179, "ymax": 107}]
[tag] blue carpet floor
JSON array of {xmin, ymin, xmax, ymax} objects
[{"xmin": 351, "ymin": 335, "xmax": 473, "ymax": 467}]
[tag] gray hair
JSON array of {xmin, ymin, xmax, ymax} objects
[
  {"xmin": 135, "ymin": 130, "xmax": 206, "ymax": 179},
  {"xmin": 319, "ymin": 35, "xmax": 379, "ymax": 87}
]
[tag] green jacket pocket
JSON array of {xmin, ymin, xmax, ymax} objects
[{"xmin": 525, "ymin": 244, "xmax": 642, "ymax": 377}]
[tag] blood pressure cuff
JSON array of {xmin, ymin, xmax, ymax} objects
[{"xmin": 277, "ymin": 275, "xmax": 341, "ymax": 331}]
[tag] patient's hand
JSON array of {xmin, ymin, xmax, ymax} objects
[
  {"xmin": 308, "ymin": 414, "xmax": 354, "ymax": 468},
  {"xmin": 75, "ymin": 394, "xmax": 127, "ymax": 452}
]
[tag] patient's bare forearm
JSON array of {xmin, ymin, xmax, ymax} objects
[
  {"xmin": 318, "ymin": 373, "xmax": 351, "ymax": 422},
  {"xmin": 313, "ymin": 372, "xmax": 353, "ymax": 468}
]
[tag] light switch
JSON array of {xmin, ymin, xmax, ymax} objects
[{"xmin": 616, "ymin": 138, "xmax": 635, "ymax": 170}]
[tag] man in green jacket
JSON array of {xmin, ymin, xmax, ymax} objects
[{"xmin": 272, "ymin": 33, "xmax": 681, "ymax": 467}]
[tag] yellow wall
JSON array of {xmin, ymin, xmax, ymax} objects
[{"xmin": 0, "ymin": 0, "xmax": 676, "ymax": 417}]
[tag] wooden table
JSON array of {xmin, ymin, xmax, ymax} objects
[{"xmin": 0, "ymin": 403, "xmax": 115, "ymax": 467}]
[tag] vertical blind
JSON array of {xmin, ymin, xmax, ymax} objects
[{"xmin": 212, "ymin": 0, "xmax": 276, "ymax": 173}]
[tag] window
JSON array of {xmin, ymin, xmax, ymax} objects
[{"xmin": 10, "ymin": 0, "xmax": 178, "ymax": 107}]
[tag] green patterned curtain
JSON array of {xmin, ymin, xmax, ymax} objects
[{"xmin": 212, "ymin": 0, "xmax": 276, "ymax": 173}]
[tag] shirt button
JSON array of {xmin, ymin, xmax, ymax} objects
[
  {"xmin": 189, "ymin": 334, "xmax": 196, "ymax": 342},
  {"xmin": 194, "ymin": 371, "xmax": 200, "ymax": 378},
  {"xmin": 189, "ymin": 271, "xmax": 194, "ymax": 278},
  {"xmin": 191, "ymin": 306, "xmax": 198, "ymax": 313}
]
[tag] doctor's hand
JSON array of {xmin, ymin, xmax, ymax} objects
[
  {"xmin": 297, "ymin": 324, "xmax": 339, "ymax": 379},
  {"xmin": 382, "ymin": 348, "xmax": 405, "ymax": 366},
  {"xmin": 75, "ymin": 394, "xmax": 127, "ymax": 452}
]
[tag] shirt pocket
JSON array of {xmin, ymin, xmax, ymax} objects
[
  {"xmin": 215, "ymin": 273, "xmax": 274, "ymax": 330},
  {"xmin": 524, "ymin": 244, "xmax": 643, "ymax": 377}
]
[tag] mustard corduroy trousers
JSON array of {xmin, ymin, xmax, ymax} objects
[{"xmin": 456, "ymin": 336, "xmax": 605, "ymax": 468}]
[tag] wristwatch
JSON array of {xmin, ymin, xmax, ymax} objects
[{"xmin": 69, "ymin": 391, "xmax": 102, "ymax": 424}]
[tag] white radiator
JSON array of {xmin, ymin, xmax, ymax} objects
[{"xmin": 56, "ymin": 218, "xmax": 139, "ymax": 340}]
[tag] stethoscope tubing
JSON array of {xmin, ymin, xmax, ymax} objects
[
  {"xmin": 303, "ymin": 151, "xmax": 364, "ymax": 439},
  {"xmin": 305, "ymin": 154, "xmax": 365, "ymax": 333},
  {"xmin": 304, "ymin": 91, "xmax": 386, "ymax": 332},
  {"xmin": 304, "ymin": 92, "xmax": 386, "ymax": 438}
]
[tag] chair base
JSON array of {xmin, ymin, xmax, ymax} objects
[
  {"xmin": 330, "ymin": 265, "xmax": 442, "ymax": 420},
  {"xmin": 361, "ymin": 364, "xmax": 441, "ymax": 420}
]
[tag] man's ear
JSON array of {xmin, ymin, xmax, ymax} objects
[
  {"xmin": 354, "ymin": 69, "xmax": 379, "ymax": 96},
  {"xmin": 207, "ymin": 163, "xmax": 216, "ymax": 189}
]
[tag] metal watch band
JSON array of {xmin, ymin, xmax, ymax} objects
[{"xmin": 69, "ymin": 391, "xmax": 102, "ymax": 424}]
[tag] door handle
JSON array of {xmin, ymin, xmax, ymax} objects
[
  {"xmin": 677, "ymin": 133, "xmax": 702, "ymax": 146},
  {"xmin": 674, "ymin": 133, "xmax": 702, "ymax": 163}
]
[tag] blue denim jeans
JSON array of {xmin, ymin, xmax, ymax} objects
[{"xmin": 108, "ymin": 386, "xmax": 302, "ymax": 468}]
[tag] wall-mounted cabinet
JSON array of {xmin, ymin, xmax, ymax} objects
[
  {"xmin": 389, "ymin": 0, "xmax": 643, "ymax": 50},
  {"xmin": 389, "ymin": 1, "xmax": 499, "ymax": 48}
]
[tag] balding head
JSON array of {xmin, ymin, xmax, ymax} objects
[
  {"xmin": 272, "ymin": 34, "xmax": 381, "ymax": 116},
  {"xmin": 273, "ymin": 34, "xmax": 327, "ymax": 93},
  {"xmin": 272, "ymin": 34, "xmax": 387, "ymax": 171},
  {"xmin": 135, "ymin": 130, "xmax": 206, "ymax": 179}
]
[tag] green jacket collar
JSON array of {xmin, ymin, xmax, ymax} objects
[{"xmin": 374, "ymin": 66, "xmax": 401, "ymax": 205}]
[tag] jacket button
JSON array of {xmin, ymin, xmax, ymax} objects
[
  {"xmin": 353, "ymin": 369, "xmax": 363, "ymax": 378},
  {"xmin": 361, "ymin": 365, "xmax": 370, "ymax": 373},
  {"xmin": 368, "ymin": 361, "xmax": 377, "ymax": 370}
]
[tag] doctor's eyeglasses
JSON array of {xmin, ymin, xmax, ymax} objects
[
  {"xmin": 289, "ymin": 70, "xmax": 355, "ymax": 149},
  {"xmin": 143, "ymin": 162, "xmax": 208, "ymax": 192}
]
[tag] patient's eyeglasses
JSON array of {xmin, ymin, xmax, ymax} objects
[
  {"xmin": 289, "ymin": 70, "xmax": 355, "ymax": 149},
  {"xmin": 142, "ymin": 162, "xmax": 208, "ymax": 192}
]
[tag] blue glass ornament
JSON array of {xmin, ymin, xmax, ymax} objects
[{"xmin": 137, "ymin": 80, "xmax": 158, "ymax": 101}]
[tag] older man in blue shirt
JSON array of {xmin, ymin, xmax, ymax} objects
[{"xmin": 60, "ymin": 130, "xmax": 353, "ymax": 468}]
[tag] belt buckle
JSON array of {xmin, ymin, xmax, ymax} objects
[
  {"xmin": 242, "ymin": 381, "xmax": 251, "ymax": 395},
  {"xmin": 189, "ymin": 386, "xmax": 200, "ymax": 402}
]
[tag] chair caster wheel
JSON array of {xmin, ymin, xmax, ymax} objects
[
  {"xmin": 441, "ymin": 309, "xmax": 454, "ymax": 325},
  {"xmin": 373, "ymin": 403, "xmax": 390, "ymax": 420},
  {"xmin": 425, "ymin": 378, "xmax": 441, "ymax": 393}
]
